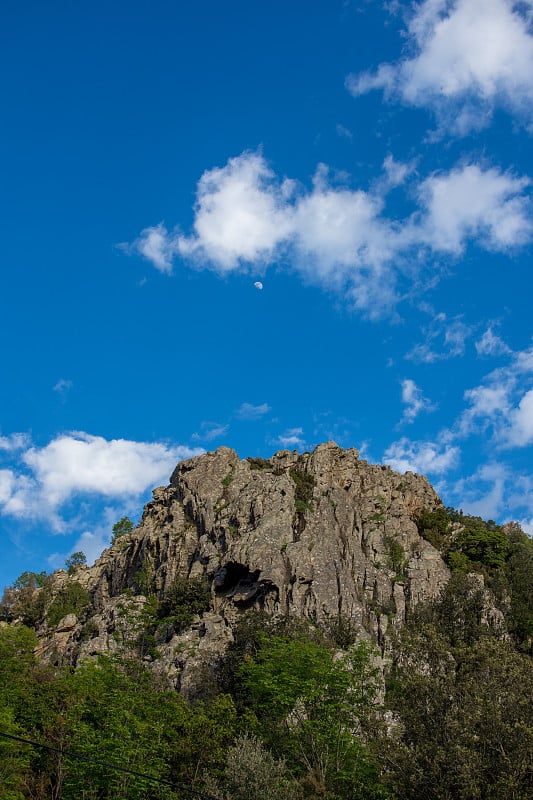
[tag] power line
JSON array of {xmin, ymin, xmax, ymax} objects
[{"xmin": 0, "ymin": 730, "xmax": 222, "ymax": 800}]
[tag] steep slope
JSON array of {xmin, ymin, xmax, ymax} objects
[{"xmin": 32, "ymin": 442, "xmax": 451, "ymax": 691}]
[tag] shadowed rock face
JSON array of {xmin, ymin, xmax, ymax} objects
[{"xmin": 36, "ymin": 442, "xmax": 451, "ymax": 692}]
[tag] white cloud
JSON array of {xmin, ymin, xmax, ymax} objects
[
  {"xmin": 380, "ymin": 154, "xmax": 417, "ymax": 191},
  {"xmin": 418, "ymin": 165, "xmax": 531, "ymax": 254},
  {"xmin": 276, "ymin": 427, "xmax": 306, "ymax": 448},
  {"xmin": 0, "ymin": 433, "xmax": 30, "ymax": 451},
  {"xmin": 505, "ymin": 387, "xmax": 533, "ymax": 446},
  {"xmin": 236, "ymin": 402, "xmax": 270, "ymax": 420},
  {"xmin": 336, "ymin": 123, "xmax": 353, "ymax": 140},
  {"xmin": 347, "ymin": 0, "xmax": 533, "ymax": 134},
  {"xmin": 72, "ymin": 528, "xmax": 114, "ymax": 567},
  {"xmin": 131, "ymin": 152, "xmax": 531, "ymax": 318},
  {"xmin": 133, "ymin": 152, "xmax": 401, "ymax": 317},
  {"xmin": 253, "ymin": 281, "xmax": 263, "ymax": 290},
  {"xmin": 407, "ymin": 312, "xmax": 472, "ymax": 362},
  {"xmin": 0, "ymin": 432, "xmax": 203, "ymax": 522},
  {"xmin": 520, "ymin": 517, "xmax": 533, "ymax": 534},
  {"xmin": 191, "ymin": 423, "xmax": 229, "ymax": 442},
  {"xmin": 383, "ymin": 436, "xmax": 460, "ymax": 475},
  {"xmin": 53, "ymin": 378, "xmax": 73, "ymax": 395},
  {"xmin": 456, "ymin": 344, "xmax": 533, "ymax": 447},
  {"xmin": 400, "ymin": 379, "xmax": 436, "ymax": 423},
  {"xmin": 475, "ymin": 326, "xmax": 511, "ymax": 357},
  {"xmin": 461, "ymin": 383, "xmax": 512, "ymax": 436},
  {"xmin": 135, "ymin": 223, "xmax": 176, "ymax": 274},
  {"xmin": 0, "ymin": 469, "xmax": 36, "ymax": 518},
  {"xmin": 451, "ymin": 461, "xmax": 509, "ymax": 519},
  {"xmin": 177, "ymin": 152, "xmax": 294, "ymax": 270}
]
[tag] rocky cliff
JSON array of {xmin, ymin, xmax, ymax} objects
[{"xmin": 32, "ymin": 442, "xmax": 451, "ymax": 693}]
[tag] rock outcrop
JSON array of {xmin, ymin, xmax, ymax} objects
[{"xmin": 33, "ymin": 442, "xmax": 451, "ymax": 693}]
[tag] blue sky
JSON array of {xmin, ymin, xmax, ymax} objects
[{"xmin": 1, "ymin": 0, "xmax": 533, "ymax": 589}]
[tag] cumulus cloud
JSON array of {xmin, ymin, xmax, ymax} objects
[
  {"xmin": 0, "ymin": 432, "xmax": 203, "ymax": 523},
  {"xmin": 417, "ymin": 165, "xmax": 531, "ymax": 254},
  {"xmin": 177, "ymin": 152, "xmax": 293, "ymax": 270},
  {"xmin": 400, "ymin": 379, "xmax": 436, "ymax": 423},
  {"xmin": 236, "ymin": 402, "xmax": 270, "ymax": 420},
  {"xmin": 383, "ymin": 436, "xmax": 460, "ymax": 475},
  {"xmin": 132, "ymin": 151, "xmax": 531, "ymax": 319},
  {"xmin": 347, "ymin": 0, "xmax": 533, "ymax": 134}
]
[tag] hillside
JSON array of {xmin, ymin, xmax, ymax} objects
[{"xmin": 1, "ymin": 442, "xmax": 532, "ymax": 799}]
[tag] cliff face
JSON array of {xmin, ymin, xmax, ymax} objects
[{"xmin": 34, "ymin": 442, "xmax": 451, "ymax": 692}]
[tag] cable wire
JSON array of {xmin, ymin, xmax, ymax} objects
[{"xmin": 0, "ymin": 730, "xmax": 222, "ymax": 800}]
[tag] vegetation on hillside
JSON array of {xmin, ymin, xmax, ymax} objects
[{"xmin": 0, "ymin": 507, "xmax": 531, "ymax": 799}]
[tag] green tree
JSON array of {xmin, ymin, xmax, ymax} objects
[
  {"xmin": 0, "ymin": 571, "xmax": 48, "ymax": 625},
  {"xmin": 46, "ymin": 583, "xmax": 90, "ymax": 627},
  {"xmin": 382, "ymin": 572, "xmax": 533, "ymax": 800},
  {"xmin": 64, "ymin": 552, "xmax": 87, "ymax": 575},
  {"xmin": 0, "ymin": 706, "xmax": 33, "ymax": 800},
  {"xmin": 205, "ymin": 732, "xmax": 298, "ymax": 800},
  {"xmin": 384, "ymin": 636, "xmax": 533, "ymax": 800},
  {"xmin": 239, "ymin": 633, "xmax": 389, "ymax": 799},
  {"xmin": 111, "ymin": 516, "xmax": 134, "ymax": 544},
  {"xmin": 504, "ymin": 523, "xmax": 533, "ymax": 652}
]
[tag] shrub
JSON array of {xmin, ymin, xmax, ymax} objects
[
  {"xmin": 289, "ymin": 469, "xmax": 316, "ymax": 513},
  {"xmin": 47, "ymin": 582, "xmax": 90, "ymax": 627},
  {"xmin": 157, "ymin": 575, "xmax": 211, "ymax": 633},
  {"xmin": 247, "ymin": 457, "xmax": 272, "ymax": 471}
]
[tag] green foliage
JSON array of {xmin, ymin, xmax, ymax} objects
[
  {"xmin": 455, "ymin": 517, "xmax": 510, "ymax": 568},
  {"xmin": 417, "ymin": 506, "xmax": 511, "ymax": 571},
  {"xmin": 414, "ymin": 572, "xmax": 488, "ymax": 647},
  {"xmin": 132, "ymin": 576, "xmax": 212, "ymax": 658},
  {"xmin": 6, "ymin": 652, "xmax": 237, "ymax": 800},
  {"xmin": 381, "ymin": 569, "xmax": 533, "ymax": 800},
  {"xmin": 0, "ymin": 572, "xmax": 49, "ymax": 625},
  {"xmin": 64, "ymin": 551, "xmax": 87, "ymax": 575},
  {"xmin": 323, "ymin": 612, "xmax": 359, "ymax": 649},
  {"xmin": 111, "ymin": 516, "xmax": 134, "ymax": 544},
  {"xmin": 384, "ymin": 633, "xmax": 533, "ymax": 800},
  {"xmin": 46, "ymin": 582, "xmax": 90, "ymax": 627},
  {"xmin": 239, "ymin": 632, "xmax": 389, "ymax": 799},
  {"xmin": 247, "ymin": 457, "xmax": 272, "ymax": 470},
  {"xmin": 417, "ymin": 507, "xmax": 533, "ymax": 650},
  {"xmin": 13, "ymin": 570, "xmax": 48, "ymax": 590},
  {"xmin": 289, "ymin": 469, "xmax": 316, "ymax": 513},
  {"xmin": 416, "ymin": 506, "xmax": 452, "ymax": 550},
  {"xmin": 384, "ymin": 535, "xmax": 408, "ymax": 581},
  {"xmin": 0, "ymin": 624, "xmax": 39, "ymax": 703},
  {"xmin": 221, "ymin": 471, "xmax": 234, "ymax": 487},
  {"xmin": 205, "ymin": 732, "xmax": 298, "ymax": 800},
  {"xmin": 0, "ymin": 706, "xmax": 33, "ymax": 800},
  {"xmin": 504, "ymin": 524, "xmax": 533, "ymax": 652},
  {"xmin": 133, "ymin": 559, "xmax": 154, "ymax": 594},
  {"xmin": 157, "ymin": 575, "xmax": 211, "ymax": 632}
]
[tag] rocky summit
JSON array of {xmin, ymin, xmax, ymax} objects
[{"xmin": 29, "ymin": 441, "xmax": 455, "ymax": 692}]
